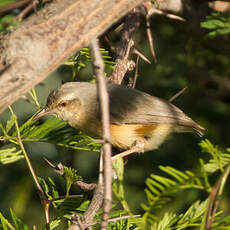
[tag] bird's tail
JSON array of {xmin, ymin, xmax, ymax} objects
[{"xmin": 174, "ymin": 122, "xmax": 205, "ymax": 137}]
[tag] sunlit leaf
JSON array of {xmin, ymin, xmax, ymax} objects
[{"xmin": 0, "ymin": 147, "xmax": 23, "ymax": 164}]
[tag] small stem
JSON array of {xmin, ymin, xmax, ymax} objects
[
  {"xmin": 168, "ymin": 87, "xmax": 187, "ymax": 102},
  {"xmin": 89, "ymin": 214, "xmax": 141, "ymax": 227},
  {"xmin": 8, "ymin": 106, "xmax": 50, "ymax": 229},
  {"xmin": 9, "ymin": 106, "xmax": 43, "ymax": 193}
]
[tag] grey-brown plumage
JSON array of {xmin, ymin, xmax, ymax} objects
[
  {"xmin": 33, "ymin": 82, "xmax": 205, "ymax": 151},
  {"xmin": 107, "ymin": 84, "xmax": 204, "ymax": 136}
]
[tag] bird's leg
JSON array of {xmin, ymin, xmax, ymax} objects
[
  {"xmin": 111, "ymin": 138, "xmax": 145, "ymax": 161},
  {"xmin": 111, "ymin": 146, "xmax": 144, "ymax": 161},
  {"xmin": 93, "ymin": 139, "xmax": 143, "ymax": 161}
]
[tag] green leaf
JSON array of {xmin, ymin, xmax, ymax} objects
[
  {"xmin": 54, "ymin": 196, "xmax": 84, "ymax": 213},
  {"xmin": 0, "ymin": 15, "xmax": 17, "ymax": 31},
  {"xmin": 38, "ymin": 177, "xmax": 60, "ymax": 201},
  {"xmin": 204, "ymin": 153, "xmax": 230, "ymax": 173},
  {"xmin": 48, "ymin": 177, "xmax": 59, "ymax": 199},
  {"xmin": 142, "ymin": 165, "xmax": 205, "ymax": 225},
  {"xmin": 200, "ymin": 139, "xmax": 230, "ymax": 173},
  {"xmin": 0, "ymin": 112, "xmax": 100, "ymax": 164},
  {"xmin": 63, "ymin": 166, "xmax": 82, "ymax": 196},
  {"xmin": 10, "ymin": 209, "xmax": 29, "ymax": 230},
  {"xmin": 6, "ymin": 113, "xmax": 16, "ymax": 133},
  {"xmin": 0, "ymin": 147, "xmax": 23, "ymax": 164},
  {"xmin": 159, "ymin": 166, "xmax": 189, "ymax": 183},
  {"xmin": 177, "ymin": 200, "xmax": 207, "ymax": 225},
  {"xmin": 0, "ymin": 212, "xmax": 15, "ymax": 230},
  {"xmin": 0, "ymin": 0, "xmax": 15, "ymax": 7},
  {"xmin": 64, "ymin": 47, "xmax": 114, "ymax": 80},
  {"xmin": 201, "ymin": 12, "xmax": 230, "ymax": 38},
  {"xmin": 156, "ymin": 212, "xmax": 179, "ymax": 230},
  {"xmin": 28, "ymin": 88, "xmax": 41, "ymax": 109},
  {"xmin": 38, "ymin": 177, "xmax": 53, "ymax": 200},
  {"xmin": 49, "ymin": 218, "xmax": 62, "ymax": 230},
  {"xmin": 155, "ymin": 200, "xmax": 208, "ymax": 229},
  {"xmin": 112, "ymin": 157, "xmax": 125, "ymax": 199},
  {"xmin": 19, "ymin": 117, "xmax": 100, "ymax": 152},
  {"xmin": 112, "ymin": 157, "xmax": 133, "ymax": 216},
  {"xmin": 0, "ymin": 122, "xmax": 7, "ymax": 136},
  {"xmin": 112, "ymin": 156, "xmax": 124, "ymax": 181}
]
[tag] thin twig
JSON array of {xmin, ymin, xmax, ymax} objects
[
  {"xmin": 133, "ymin": 55, "xmax": 139, "ymax": 88},
  {"xmin": 9, "ymin": 106, "xmax": 50, "ymax": 230},
  {"xmin": 15, "ymin": 0, "xmax": 38, "ymax": 22},
  {"xmin": 148, "ymin": 7, "xmax": 186, "ymax": 21},
  {"xmin": 133, "ymin": 48, "xmax": 151, "ymax": 64},
  {"xmin": 43, "ymin": 157, "xmax": 57, "ymax": 169},
  {"xmin": 9, "ymin": 106, "xmax": 43, "ymax": 193},
  {"xmin": 112, "ymin": 146, "xmax": 144, "ymax": 161},
  {"xmin": 0, "ymin": 0, "xmax": 31, "ymax": 14},
  {"xmin": 50, "ymin": 195, "xmax": 83, "ymax": 202},
  {"xmin": 90, "ymin": 38, "xmax": 112, "ymax": 230},
  {"xmin": 143, "ymin": 1, "xmax": 186, "ymax": 62},
  {"xmin": 90, "ymin": 214, "xmax": 141, "ymax": 227},
  {"xmin": 204, "ymin": 165, "xmax": 230, "ymax": 230},
  {"xmin": 98, "ymin": 147, "xmax": 104, "ymax": 186},
  {"xmin": 15, "ymin": 0, "xmax": 52, "ymax": 21},
  {"xmin": 168, "ymin": 87, "xmax": 187, "ymax": 102},
  {"xmin": 146, "ymin": 15, "xmax": 157, "ymax": 62}
]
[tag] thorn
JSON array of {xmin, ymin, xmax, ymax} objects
[
  {"xmin": 133, "ymin": 55, "xmax": 140, "ymax": 88},
  {"xmin": 148, "ymin": 7, "xmax": 186, "ymax": 22},
  {"xmin": 168, "ymin": 87, "xmax": 187, "ymax": 102},
  {"xmin": 133, "ymin": 48, "xmax": 151, "ymax": 64},
  {"xmin": 43, "ymin": 157, "xmax": 56, "ymax": 169},
  {"xmin": 146, "ymin": 16, "xmax": 157, "ymax": 62}
]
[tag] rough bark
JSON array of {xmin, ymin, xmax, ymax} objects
[
  {"xmin": 0, "ymin": 0, "xmax": 222, "ymax": 114},
  {"xmin": 0, "ymin": 0, "xmax": 145, "ymax": 114}
]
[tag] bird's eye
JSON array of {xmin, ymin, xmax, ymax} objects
[{"xmin": 59, "ymin": 102, "xmax": 67, "ymax": 107}]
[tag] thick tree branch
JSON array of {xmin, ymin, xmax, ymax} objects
[
  {"xmin": 68, "ymin": 184, "xmax": 104, "ymax": 230},
  {"xmin": 74, "ymin": 181, "xmax": 97, "ymax": 191},
  {"xmin": 0, "ymin": 0, "xmax": 223, "ymax": 114},
  {"xmin": 0, "ymin": 0, "xmax": 145, "ymax": 114}
]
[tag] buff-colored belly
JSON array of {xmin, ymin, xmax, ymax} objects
[{"xmin": 110, "ymin": 123, "xmax": 173, "ymax": 151}]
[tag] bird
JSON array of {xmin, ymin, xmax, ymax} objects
[{"xmin": 33, "ymin": 82, "xmax": 205, "ymax": 158}]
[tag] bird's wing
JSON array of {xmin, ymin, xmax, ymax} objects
[{"xmin": 108, "ymin": 84, "xmax": 204, "ymax": 135}]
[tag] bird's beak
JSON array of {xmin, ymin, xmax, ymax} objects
[{"xmin": 32, "ymin": 107, "xmax": 54, "ymax": 120}]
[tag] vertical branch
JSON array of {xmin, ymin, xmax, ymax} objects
[
  {"xmin": 107, "ymin": 8, "xmax": 141, "ymax": 84},
  {"xmin": 90, "ymin": 39, "xmax": 112, "ymax": 229}
]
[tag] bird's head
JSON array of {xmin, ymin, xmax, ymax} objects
[{"xmin": 33, "ymin": 83, "xmax": 84, "ymax": 125}]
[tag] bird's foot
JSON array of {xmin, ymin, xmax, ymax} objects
[{"xmin": 111, "ymin": 146, "xmax": 144, "ymax": 161}]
